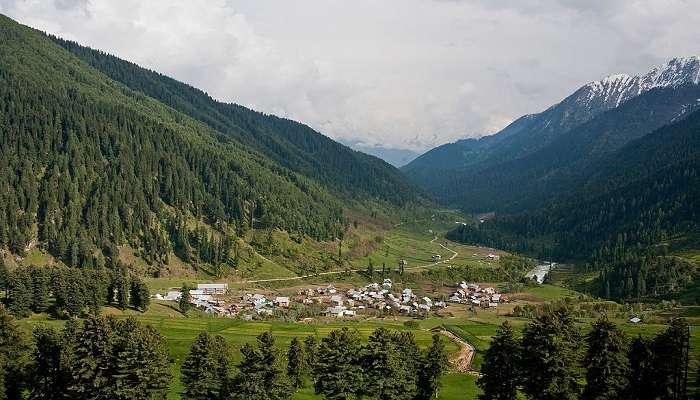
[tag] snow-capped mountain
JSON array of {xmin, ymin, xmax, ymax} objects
[
  {"xmin": 403, "ymin": 56, "xmax": 700, "ymax": 209},
  {"xmin": 575, "ymin": 56, "xmax": 700, "ymax": 110}
]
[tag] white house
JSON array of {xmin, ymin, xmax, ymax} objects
[
  {"xmin": 198, "ymin": 283, "xmax": 228, "ymax": 295},
  {"xmin": 274, "ymin": 296, "xmax": 290, "ymax": 307}
]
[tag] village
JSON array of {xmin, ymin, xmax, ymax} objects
[{"xmin": 154, "ymin": 279, "xmax": 510, "ymax": 319}]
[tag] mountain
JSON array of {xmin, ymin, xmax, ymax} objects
[
  {"xmin": 340, "ymin": 140, "xmax": 421, "ymax": 167},
  {"xmin": 447, "ymin": 106, "xmax": 700, "ymax": 299},
  {"xmin": 403, "ymin": 56, "xmax": 700, "ymax": 208},
  {"xmin": 51, "ymin": 36, "xmax": 419, "ymax": 207},
  {"xmin": 0, "ymin": 15, "xmax": 421, "ymax": 272}
]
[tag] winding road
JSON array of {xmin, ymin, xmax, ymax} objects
[{"xmin": 244, "ymin": 236, "xmax": 458, "ymax": 284}]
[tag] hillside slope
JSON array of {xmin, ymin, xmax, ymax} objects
[
  {"xmin": 51, "ymin": 37, "xmax": 420, "ymax": 207},
  {"xmin": 404, "ymin": 56, "xmax": 700, "ymax": 210},
  {"xmin": 0, "ymin": 15, "xmax": 418, "ymax": 273},
  {"xmin": 448, "ymin": 106, "xmax": 700, "ymax": 262}
]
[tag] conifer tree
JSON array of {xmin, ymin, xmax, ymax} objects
[
  {"xmin": 478, "ymin": 321, "xmax": 521, "ymax": 400},
  {"xmin": 64, "ymin": 315, "xmax": 115, "ymax": 399},
  {"xmin": 0, "ymin": 305, "xmax": 31, "ymax": 400},
  {"xmin": 287, "ymin": 337, "xmax": 305, "ymax": 389},
  {"xmin": 181, "ymin": 332, "xmax": 230, "ymax": 400},
  {"xmin": 31, "ymin": 266, "xmax": 51, "ymax": 313},
  {"xmin": 416, "ymin": 334, "xmax": 448, "ymax": 400},
  {"xmin": 304, "ymin": 335, "xmax": 317, "ymax": 367},
  {"xmin": 364, "ymin": 328, "xmax": 407, "ymax": 400},
  {"xmin": 129, "ymin": 278, "xmax": 151, "ymax": 311},
  {"xmin": 313, "ymin": 328, "xmax": 364, "ymax": 400},
  {"xmin": 111, "ymin": 317, "xmax": 171, "ymax": 400},
  {"xmin": 520, "ymin": 307, "xmax": 581, "ymax": 400},
  {"xmin": 653, "ymin": 318, "xmax": 690, "ymax": 400},
  {"xmin": 30, "ymin": 325, "xmax": 67, "ymax": 400},
  {"xmin": 626, "ymin": 336, "xmax": 656, "ymax": 400},
  {"xmin": 179, "ymin": 284, "xmax": 192, "ymax": 314},
  {"xmin": 229, "ymin": 332, "xmax": 290, "ymax": 400},
  {"xmin": 8, "ymin": 268, "xmax": 33, "ymax": 317},
  {"xmin": 582, "ymin": 317, "xmax": 629, "ymax": 400},
  {"xmin": 0, "ymin": 257, "xmax": 8, "ymax": 300}
]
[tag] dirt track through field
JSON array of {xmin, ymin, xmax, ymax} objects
[
  {"xmin": 244, "ymin": 236, "xmax": 458, "ymax": 284},
  {"xmin": 440, "ymin": 329, "xmax": 476, "ymax": 373}
]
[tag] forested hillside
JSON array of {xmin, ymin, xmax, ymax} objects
[
  {"xmin": 0, "ymin": 15, "xmax": 418, "ymax": 273},
  {"xmin": 448, "ymin": 107, "xmax": 700, "ymax": 300},
  {"xmin": 51, "ymin": 36, "xmax": 420, "ymax": 207}
]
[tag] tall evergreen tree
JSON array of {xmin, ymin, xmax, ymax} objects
[
  {"xmin": 179, "ymin": 284, "xmax": 192, "ymax": 314},
  {"xmin": 129, "ymin": 278, "xmax": 151, "ymax": 311},
  {"xmin": 416, "ymin": 334, "xmax": 449, "ymax": 400},
  {"xmin": 478, "ymin": 321, "xmax": 521, "ymax": 400},
  {"xmin": 653, "ymin": 318, "xmax": 691, "ymax": 400},
  {"xmin": 31, "ymin": 266, "xmax": 51, "ymax": 313},
  {"xmin": 582, "ymin": 318, "xmax": 629, "ymax": 400},
  {"xmin": 303, "ymin": 335, "xmax": 317, "ymax": 370},
  {"xmin": 229, "ymin": 332, "xmax": 290, "ymax": 400},
  {"xmin": 181, "ymin": 332, "xmax": 230, "ymax": 400},
  {"xmin": 626, "ymin": 336, "xmax": 657, "ymax": 400},
  {"xmin": 520, "ymin": 307, "xmax": 581, "ymax": 400},
  {"xmin": 30, "ymin": 325, "xmax": 66, "ymax": 400},
  {"xmin": 63, "ymin": 315, "xmax": 115, "ymax": 399},
  {"xmin": 7, "ymin": 267, "xmax": 33, "ymax": 317},
  {"xmin": 0, "ymin": 305, "xmax": 31, "ymax": 400},
  {"xmin": 287, "ymin": 337, "xmax": 305, "ymax": 389},
  {"xmin": 363, "ymin": 328, "xmax": 411, "ymax": 400},
  {"xmin": 313, "ymin": 328, "xmax": 364, "ymax": 400},
  {"xmin": 111, "ymin": 317, "xmax": 171, "ymax": 400}
]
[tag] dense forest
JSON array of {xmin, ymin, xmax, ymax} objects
[
  {"xmin": 50, "ymin": 35, "xmax": 421, "ymax": 208},
  {"xmin": 0, "ymin": 15, "xmax": 422, "ymax": 274},
  {"xmin": 448, "ymin": 107, "xmax": 700, "ymax": 300}
]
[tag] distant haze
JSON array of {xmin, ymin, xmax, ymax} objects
[{"xmin": 2, "ymin": 0, "xmax": 699, "ymax": 156}]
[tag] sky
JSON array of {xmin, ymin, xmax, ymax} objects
[{"xmin": 2, "ymin": 0, "xmax": 699, "ymax": 156}]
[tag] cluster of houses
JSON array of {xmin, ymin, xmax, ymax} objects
[
  {"xmin": 291, "ymin": 279, "xmax": 448, "ymax": 318},
  {"xmin": 153, "ymin": 279, "xmax": 509, "ymax": 319},
  {"xmin": 448, "ymin": 281, "xmax": 508, "ymax": 308},
  {"xmin": 154, "ymin": 283, "xmax": 239, "ymax": 316}
]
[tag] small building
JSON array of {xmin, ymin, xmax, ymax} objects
[
  {"xmin": 330, "ymin": 295, "xmax": 343, "ymax": 306},
  {"xmin": 629, "ymin": 317, "xmax": 642, "ymax": 324},
  {"xmin": 274, "ymin": 296, "xmax": 290, "ymax": 308},
  {"xmin": 198, "ymin": 283, "xmax": 229, "ymax": 295}
]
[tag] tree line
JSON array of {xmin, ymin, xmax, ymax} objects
[
  {"xmin": 0, "ymin": 305, "xmax": 449, "ymax": 400},
  {"xmin": 180, "ymin": 327, "xmax": 448, "ymax": 400},
  {"xmin": 0, "ymin": 257, "xmax": 150, "ymax": 319},
  {"xmin": 478, "ymin": 307, "xmax": 695, "ymax": 400}
]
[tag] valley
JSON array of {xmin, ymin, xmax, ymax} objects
[{"xmin": 0, "ymin": 10, "xmax": 699, "ymax": 400}]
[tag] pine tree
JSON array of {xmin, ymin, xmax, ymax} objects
[
  {"xmin": 179, "ymin": 284, "xmax": 193, "ymax": 314},
  {"xmin": 478, "ymin": 321, "xmax": 521, "ymax": 400},
  {"xmin": 626, "ymin": 336, "xmax": 656, "ymax": 400},
  {"xmin": 30, "ymin": 325, "xmax": 67, "ymax": 400},
  {"xmin": 416, "ymin": 334, "xmax": 448, "ymax": 400},
  {"xmin": 304, "ymin": 335, "xmax": 317, "ymax": 370},
  {"xmin": 287, "ymin": 337, "xmax": 305, "ymax": 389},
  {"xmin": 8, "ymin": 268, "xmax": 33, "ymax": 318},
  {"xmin": 0, "ymin": 257, "xmax": 8, "ymax": 299},
  {"xmin": 520, "ymin": 307, "xmax": 581, "ymax": 400},
  {"xmin": 64, "ymin": 315, "xmax": 115, "ymax": 399},
  {"xmin": 653, "ymin": 318, "xmax": 690, "ymax": 400},
  {"xmin": 229, "ymin": 332, "xmax": 290, "ymax": 400},
  {"xmin": 31, "ymin": 266, "xmax": 51, "ymax": 313},
  {"xmin": 0, "ymin": 305, "xmax": 31, "ymax": 400},
  {"xmin": 111, "ymin": 317, "xmax": 171, "ymax": 400},
  {"xmin": 129, "ymin": 278, "xmax": 151, "ymax": 311},
  {"xmin": 181, "ymin": 332, "xmax": 230, "ymax": 400},
  {"xmin": 313, "ymin": 328, "xmax": 364, "ymax": 400},
  {"xmin": 582, "ymin": 318, "xmax": 629, "ymax": 400},
  {"xmin": 364, "ymin": 328, "xmax": 408, "ymax": 400}
]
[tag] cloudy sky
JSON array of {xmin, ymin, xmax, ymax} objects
[{"xmin": 2, "ymin": 0, "xmax": 699, "ymax": 156}]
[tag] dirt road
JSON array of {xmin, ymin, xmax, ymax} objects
[{"xmin": 440, "ymin": 329, "xmax": 477, "ymax": 374}]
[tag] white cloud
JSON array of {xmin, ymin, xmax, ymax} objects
[{"xmin": 1, "ymin": 0, "xmax": 699, "ymax": 152}]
